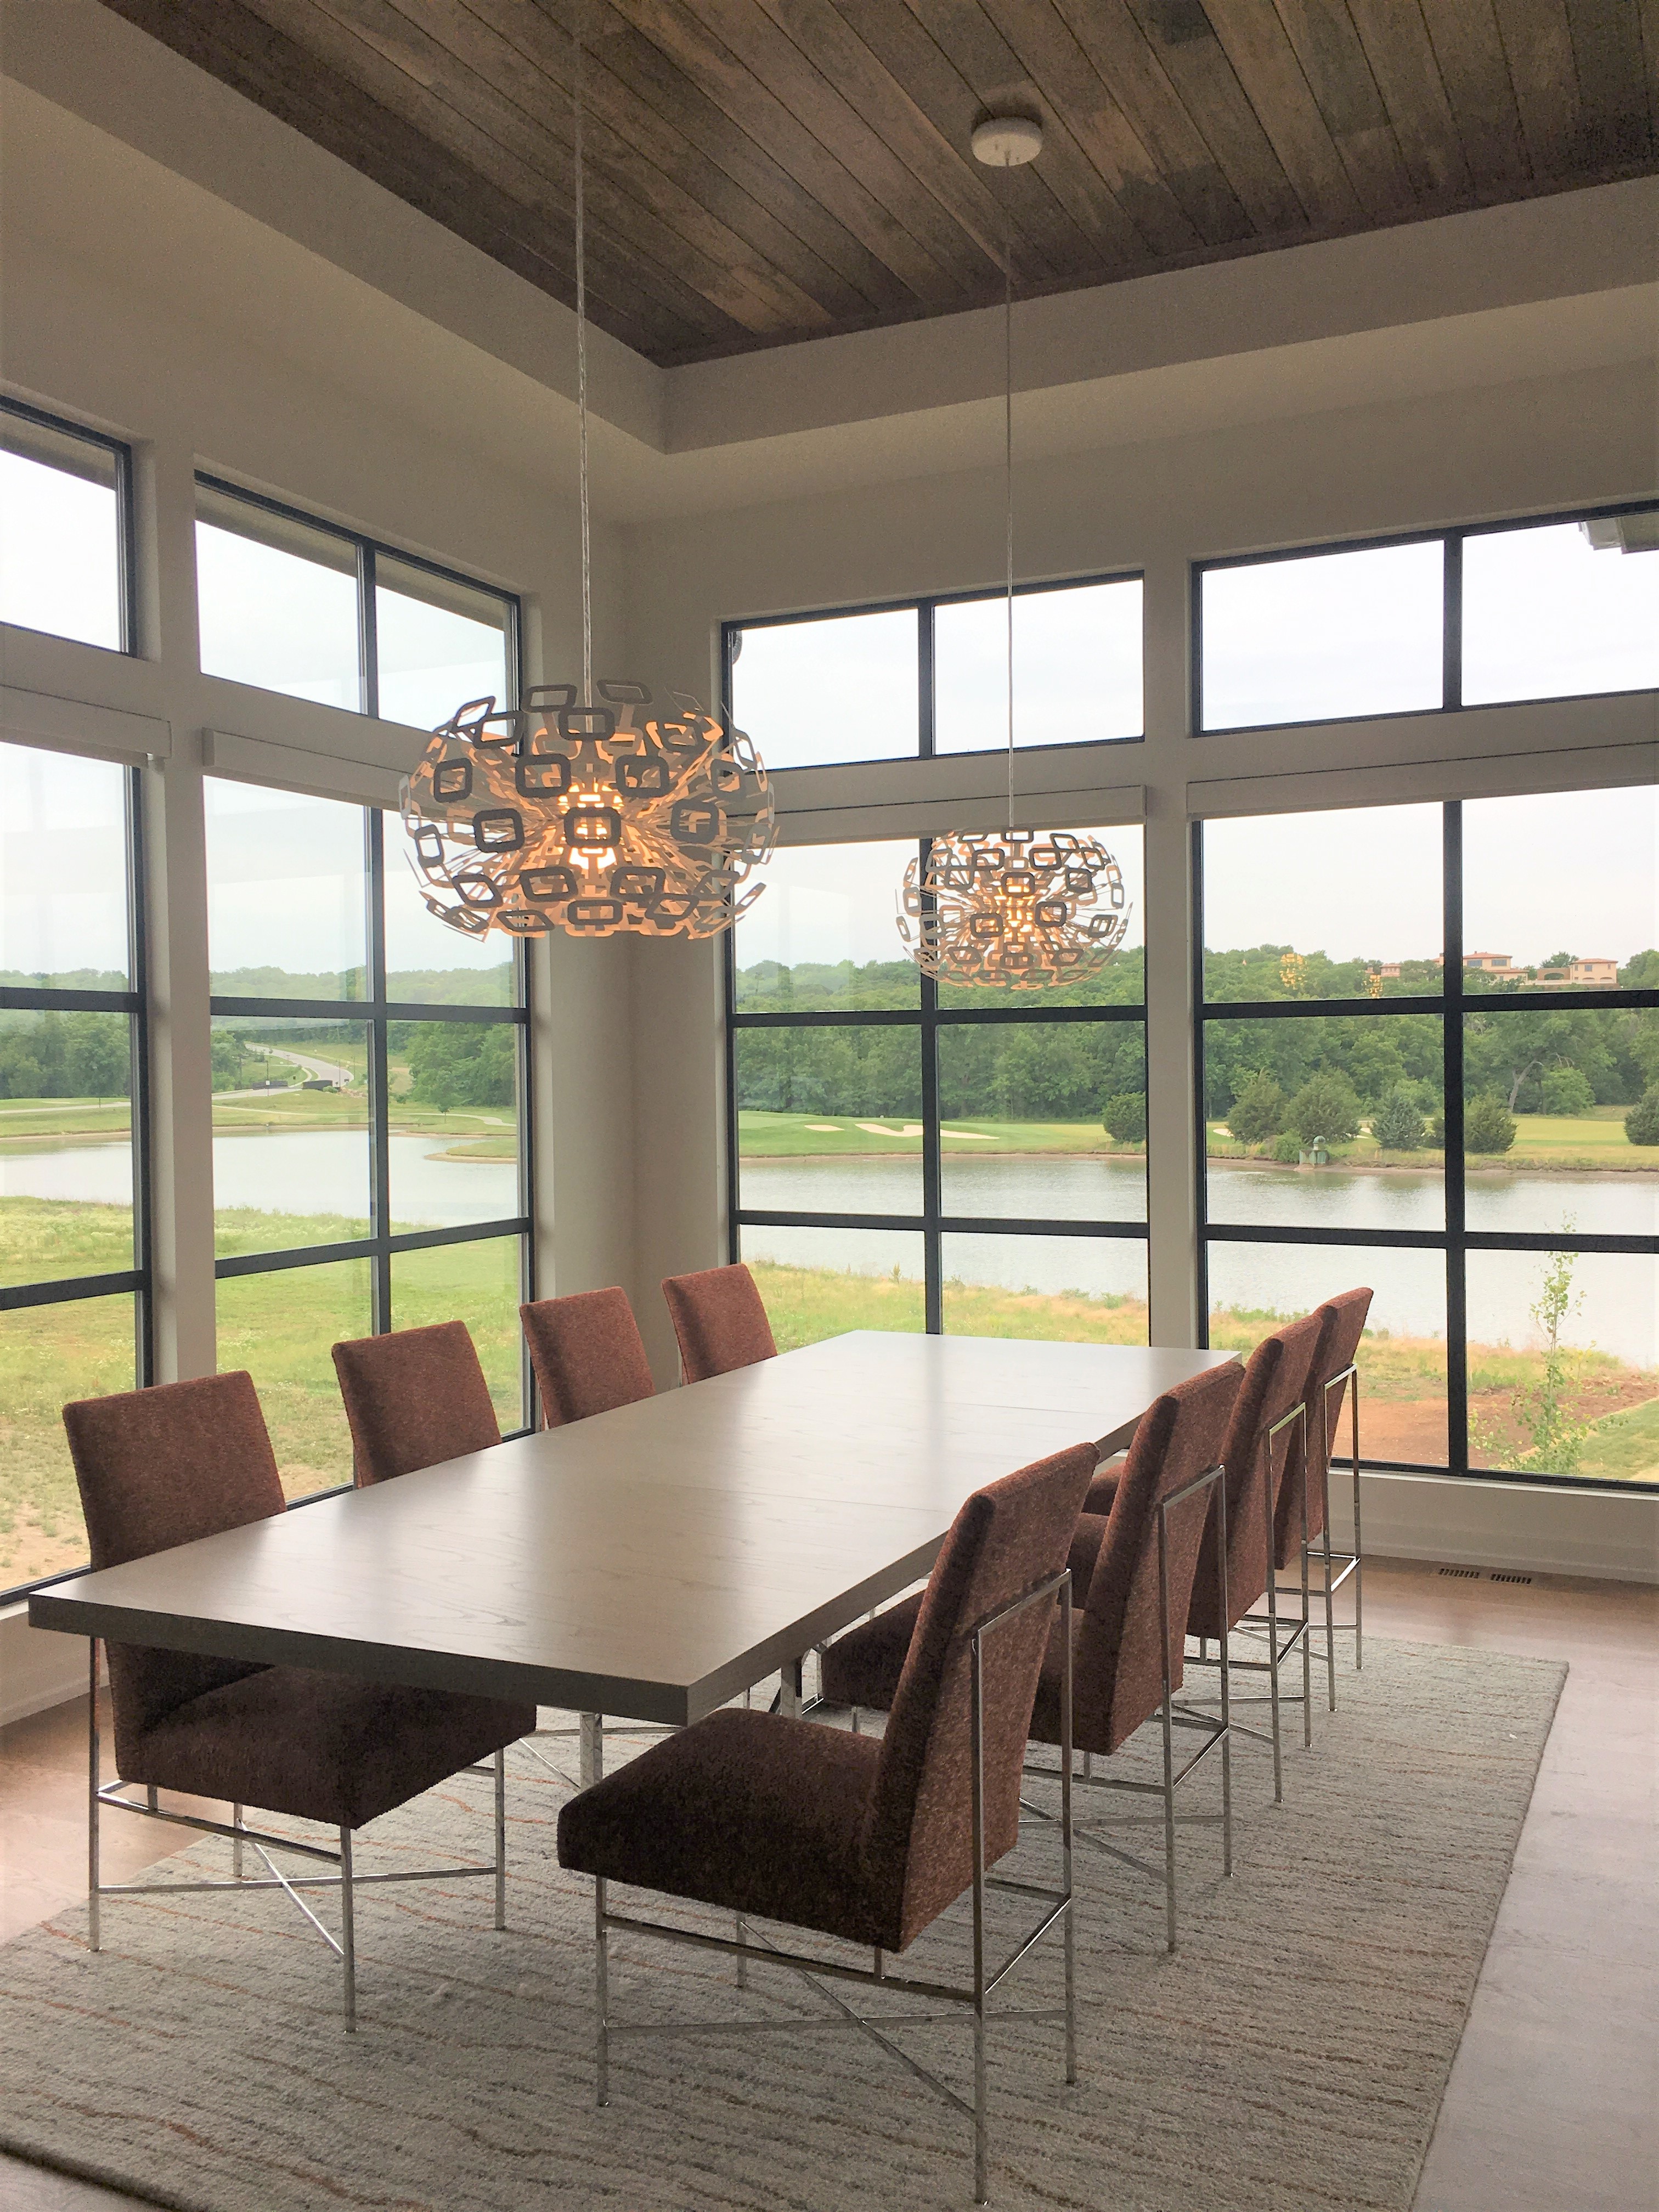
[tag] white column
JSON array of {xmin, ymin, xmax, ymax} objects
[{"xmin": 1141, "ymin": 554, "xmax": 1198, "ymax": 1347}]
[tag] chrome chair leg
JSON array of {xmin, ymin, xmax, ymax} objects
[
  {"xmin": 232, "ymin": 1802, "xmax": 245, "ymax": 1881},
  {"xmin": 579, "ymin": 1711, "xmax": 604, "ymax": 1788},
  {"xmin": 87, "ymin": 1639, "xmax": 101, "ymax": 1954},
  {"xmin": 595, "ymin": 1876, "xmax": 610, "ymax": 2107},
  {"xmin": 1262, "ymin": 1459, "xmax": 1284, "ymax": 1803},
  {"xmin": 735, "ymin": 1915, "xmax": 748, "ymax": 1988},
  {"xmin": 340, "ymin": 1826, "xmax": 356, "ymax": 2034},
  {"xmin": 494, "ymin": 1748, "xmax": 507, "ymax": 1931},
  {"xmin": 1300, "ymin": 1434, "xmax": 1313, "ymax": 1751}
]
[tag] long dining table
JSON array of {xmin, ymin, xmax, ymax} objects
[{"xmin": 30, "ymin": 1332, "xmax": 1235, "ymax": 1767}]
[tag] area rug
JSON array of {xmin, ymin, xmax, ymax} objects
[{"xmin": 0, "ymin": 1637, "xmax": 1563, "ymax": 2212}]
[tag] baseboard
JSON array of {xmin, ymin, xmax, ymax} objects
[
  {"xmin": 0, "ymin": 1604, "xmax": 92, "ymax": 1728},
  {"xmin": 1327, "ymin": 1470, "xmax": 1659, "ymax": 1584}
]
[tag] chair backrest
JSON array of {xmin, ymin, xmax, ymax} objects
[
  {"xmin": 331, "ymin": 1321, "xmax": 501, "ymax": 1486},
  {"xmin": 521, "ymin": 1287, "xmax": 654, "ymax": 1427},
  {"xmin": 1074, "ymin": 1361, "xmax": 1244, "ymax": 1754},
  {"xmin": 61, "ymin": 1372, "xmax": 284, "ymax": 1755},
  {"xmin": 661, "ymin": 1262, "xmax": 777, "ymax": 1383},
  {"xmin": 863, "ymin": 1440, "xmax": 1097, "ymax": 1951},
  {"xmin": 1278, "ymin": 1285, "xmax": 1373, "ymax": 1561},
  {"xmin": 1189, "ymin": 1310, "xmax": 1326, "ymax": 1634}
]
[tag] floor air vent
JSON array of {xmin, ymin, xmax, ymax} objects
[
  {"xmin": 1489, "ymin": 1571, "xmax": 1533, "ymax": 1585},
  {"xmin": 1437, "ymin": 1565, "xmax": 1481, "ymax": 1579}
]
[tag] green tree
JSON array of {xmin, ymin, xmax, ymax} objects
[
  {"xmin": 1539, "ymin": 1066, "xmax": 1594, "ymax": 1116},
  {"xmin": 63, "ymin": 1014, "xmax": 129, "ymax": 1099},
  {"xmin": 1464, "ymin": 1094, "xmax": 1517, "ymax": 1153},
  {"xmin": 1102, "ymin": 1092, "xmax": 1147, "ymax": 1143},
  {"xmin": 1286, "ymin": 1071, "xmax": 1361, "ymax": 1147},
  {"xmin": 1480, "ymin": 1249, "xmax": 1591, "ymax": 1476},
  {"xmin": 1371, "ymin": 1085, "xmax": 1427, "ymax": 1151},
  {"xmin": 1227, "ymin": 1070, "xmax": 1284, "ymax": 1146},
  {"xmin": 1626, "ymin": 1085, "xmax": 1659, "ymax": 1147},
  {"xmin": 406, "ymin": 1024, "xmax": 515, "ymax": 1110}
]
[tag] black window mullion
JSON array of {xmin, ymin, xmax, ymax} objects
[
  {"xmin": 360, "ymin": 543, "xmax": 379, "ymax": 720},
  {"xmin": 1443, "ymin": 801, "xmax": 1468, "ymax": 1476},
  {"xmin": 125, "ymin": 763, "xmax": 154, "ymax": 1386},
  {"xmin": 1192, "ymin": 819, "xmax": 1210, "ymax": 1346},
  {"xmin": 365, "ymin": 810, "xmax": 392, "ymax": 1333},
  {"xmin": 918, "ymin": 602, "xmax": 935, "ymax": 759},
  {"xmin": 1443, "ymin": 532, "xmax": 1463, "ymax": 712},
  {"xmin": 918, "ymin": 836, "xmax": 943, "ymax": 1331},
  {"xmin": 724, "ymin": 927, "xmax": 743, "ymax": 1265}
]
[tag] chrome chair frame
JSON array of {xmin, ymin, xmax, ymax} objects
[
  {"xmin": 1022, "ymin": 1455, "xmax": 1231, "ymax": 1955},
  {"xmin": 589, "ymin": 1567, "xmax": 1078, "ymax": 2208},
  {"xmin": 1304, "ymin": 1363, "xmax": 1363, "ymax": 1710},
  {"xmin": 1189, "ymin": 1402, "xmax": 1310, "ymax": 1799},
  {"xmin": 86, "ymin": 1639, "xmax": 509, "ymax": 2032}
]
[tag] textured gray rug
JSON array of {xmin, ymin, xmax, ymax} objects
[{"xmin": 0, "ymin": 1637, "xmax": 1562, "ymax": 2212}]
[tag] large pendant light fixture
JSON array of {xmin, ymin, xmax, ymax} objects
[
  {"xmin": 896, "ymin": 118, "xmax": 1130, "ymax": 990},
  {"xmin": 400, "ymin": 15, "xmax": 774, "ymax": 943}
]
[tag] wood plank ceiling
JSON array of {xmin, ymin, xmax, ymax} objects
[{"xmin": 98, "ymin": 0, "xmax": 1658, "ymax": 367}]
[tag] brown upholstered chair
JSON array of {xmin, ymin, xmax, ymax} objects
[
  {"xmin": 518, "ymin": 1287, "xmax": 662, "ymax": 1776},
  {"xmin": 558, "ymin": 1440, "xmax": 1097, "ymax": 2204},
  {"xmin": 1278, "ymin": 1288, "xmax": 1373, "ymax": 1709},
  {"xmin": 521, "ymin": 1286, "xmax": 654, "ymax": 1427},
  {"xmin": 63, "ymin": 1372, "xmax": 535, "ymax": 2029},
  {"xmin": 822, "ymin": 1361, "xmax": 1243, "ymax": 1952},
  {"xmin": 661, "ymin": 1262, "xmax": 776, "ymax": 1383},
  {"xmin": 1180, "ymin": 1312, "xmax": 1326, "ymax": 1797},
  {"xmin": 331, "ymin": 1319, "xmax": 501, "ymax": 1486}
]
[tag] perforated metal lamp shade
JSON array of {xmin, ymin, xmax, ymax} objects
[
  {"xmin": 401, "ymin": 682, "xmax": 775, "ymax": 940},
  {"xmin": 897, "ymin": 829, "xmax": 1130, "ymax": 989}
]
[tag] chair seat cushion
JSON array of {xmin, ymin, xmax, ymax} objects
[
  {"xmin": 125, "ymin": 1668, "xmax": 534, "ymax": 1831},
  {"xmin": 1067, "ymin": 1513, "xmax": 1109, "ymax": 1604},
  {"xmin": 558, "ymin": 1708, "xmax": 891, "ymax": 1950},
  {"xmin": 819, "ymin": 1594, "xmax": 921, "ymax": 1713},
  {"xmin": 1082, "ymin": 1466, "xmax": 1121, "ymax": 1516}
]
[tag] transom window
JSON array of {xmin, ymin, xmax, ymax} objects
[
  {"xmin": 725, "ymin": 574, "xmax": 1143, "ymax": 773},
  {"xmin": 0, "ymin": 399, "xmax": 134, "ymax": 656}
]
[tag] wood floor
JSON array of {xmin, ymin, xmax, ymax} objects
[{"xmin": 3, "ymin": 1556, "xmax": 1655, "ymax": 2212}]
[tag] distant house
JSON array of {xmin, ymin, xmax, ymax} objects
[
  {"xmin": 1464, "ymin": 951, "xmax": 1528, "ymax": 983},
  {"xmin": 1532, "ymin": 957, "xmax": 1618, "ymax": 989}
]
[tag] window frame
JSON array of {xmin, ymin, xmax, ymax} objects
[
  {"xmin": 724, "ymin": 835, "xmax": 1148, "ymax": 1336},
  {"xmin": 0, "ymin": 754, "xmax": 153, "ymax": 1603},
  {"xmin": 1192, "ymin": 499, "xmax": 1659, "ymax": 736},
  {"xmin": 721, "ymin": 566, "xmax": 1146, "ymax": 776},
  {"xmin": 1193, "ymin": 799, "xmax": 1659, "ymax": 1493},
  {"xmin": 194, "ymin": 473, "xmax": 521, "ymax": 722},
  {"xmin": 1, "ymin": 396, "xmax": 138, "ymax": 656},
  {"xmin": 208, "ymin": 798, "xmax": 538, "ymax": 1471}
]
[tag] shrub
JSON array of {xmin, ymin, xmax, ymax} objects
[
  {"xmin": 1626, "ymin": 1085, "xmax": 1659, "ymax": 1147},
  {"xmin": 1102, "ymin": 1091, "xmax": 1147, "ymax": 1144},
  {"xmin": 1271, "ymin": 1132, "xmax": 1302, "ymax": 1164},
  {"xmin": 1539, "ymin": 1066, "xmax": 1595, "ymax": 1117},
  {"xmin": 1227, "ymin": 1070, "xmax": 1285, "ymax": 1147},
  {"xmin": 1465, "ymin": 1093, "xmax": 1517, "ymax": 1154},
  {"xmin": 1285, "ymin": 1071, "xmax": 1362, "ymax": 1148},
  {"xmin": 1371, "ymin": 1085, "xmax": 1427, "ymax": 1152}
]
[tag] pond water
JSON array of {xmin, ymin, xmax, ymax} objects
[
  {"xmin": 737, "ymin": 1153, "xmax": 1657, "ymax": 1370},
  {"xmin": 3, "ymin": 1134, "xmax": 1652, "ymax": 1369}
]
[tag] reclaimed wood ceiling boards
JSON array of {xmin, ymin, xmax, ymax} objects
[{"xmin": 97, "ymin": 1, "xmax": 1658, "ymax": 365}]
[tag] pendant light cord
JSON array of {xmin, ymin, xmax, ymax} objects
[
  {"xmin": 1002, "ymin": 195, "xmax": 1014, "ymax": 836},
  {"xmin": 572, "ymin": 3, "xmax": 592, "ymax": 706}
]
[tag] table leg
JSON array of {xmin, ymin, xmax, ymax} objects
[
  {"xmin": 778, "ymin": 1656, "xmax": 804, "ymax": 1719},
  {"xmin": 579, "ymin": 1711, "xmax": 604, "ymax": 1788}
]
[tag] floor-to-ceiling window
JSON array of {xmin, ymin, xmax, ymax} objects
[
  {"xmin": 1, "ymin": 743, "xmax": 150, "ymax": 1597},
  {"xmin": 1197, "ymin": 788, "xmax": 1656, "ymax": 1488},
  {"xmin": 1195, "ymin": 503, "xmax": 1657, "ymax": 1488},
  {"xmin": 725, "ymin": 835, "xmax": 1147, "ymax": 1348},
  {"xmin": 207, "ymin": 785, "xmax": 532, "ymax": 1493},
  {"xmin": 725, "ymin": 579, "xmax": 1147, "ymax": 1348}
]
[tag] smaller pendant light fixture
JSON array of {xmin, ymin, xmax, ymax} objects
[
  {"xmin": 898, "ymin": 116, "xmax": 1131, "ymax": 990},
  {"xmin": 400, "ymin": 9, "xmax": 774, "ymax": 942}
]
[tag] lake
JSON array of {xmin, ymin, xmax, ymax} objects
[{"xmin": 3, "ymin": 1135, "xmax": 1652, "ymax": 1369}]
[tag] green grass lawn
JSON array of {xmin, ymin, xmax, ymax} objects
[{"xmin": 1207, "ymin": 1111, "xmax": 1657, "ymax": 1173}]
